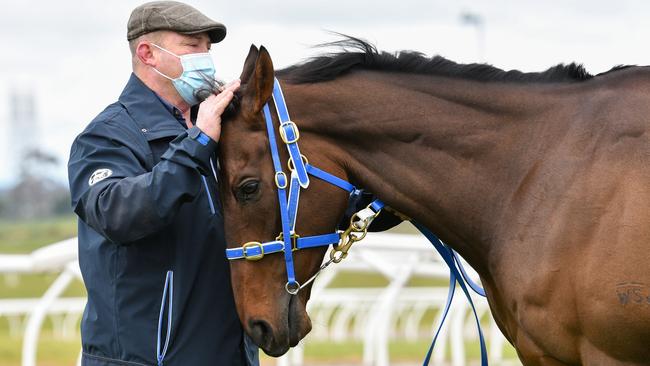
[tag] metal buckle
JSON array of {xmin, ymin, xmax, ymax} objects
[
  {"xmin": 242, "ymin": 242, "xmax": 264, "ymax": 261},
  {"xmin": 276, "ymin": 232, "xmax": 300, "ymax": 251},
  {"xmin": 274, "ymin": 171, "xmax": 288, "ymax": 189},
  {"xmin": 287, "ymin": 154, "xmax": 309, "ymax": 172},
  {"xmin": 279, "ymin": 121, "xmax": 300, "ymax": 144}
]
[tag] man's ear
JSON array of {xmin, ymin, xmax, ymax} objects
[
  {"xmin": 248, "ymin": 46, "xmax": 275, "ymax": 114},
  {"xmin": 136, "ymin": 41, "xmax": 156, "ymax": 67},
  {"xmin": 239, "ymin": 44, "xmax": 259, "ymax": 82}
]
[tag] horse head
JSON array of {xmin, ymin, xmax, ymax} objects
[{"xmin": 218, "ymin": 45, "xmax": 351, "ymax": 356}]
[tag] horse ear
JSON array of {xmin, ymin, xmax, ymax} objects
[
  {"xmin": 248, "ymin": 45, "xmax": 275, "ymax": 114},
  {"xmin": 240, "ymin": 44, "xmax": 259, "ymax": 82}
]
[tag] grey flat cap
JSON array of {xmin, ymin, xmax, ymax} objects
[{"xmin": 127, "ymin": 1, "xmax": 226, "ymax": 43}]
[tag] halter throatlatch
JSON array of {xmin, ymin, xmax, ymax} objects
[{"xmin": 225, "ymin": 78, "xmax": 384, "ymax": 295}]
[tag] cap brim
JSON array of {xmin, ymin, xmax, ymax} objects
[{"xmin": 181, "ymin": 25, "xmax": 227, "ymax": 44}]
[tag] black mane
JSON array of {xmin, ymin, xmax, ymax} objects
[{"xmin": 277, "ymin": 35, "xmax": 632, "ymax": 84}]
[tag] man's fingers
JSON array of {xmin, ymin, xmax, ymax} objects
[
  {"xmin": 201, "ymin": 88, "xmax": 230, "ymax": 107},
  {"xmin": 204, "ymin": 90, "xmax": 233, "ymax": 116},
  {"xmin": 212, "ymin": 89, "xmax": 233, "ymax": 106},
  {"xmin": 224, "ymin": 79, "xmax": 241, "ymax": 92},
  {"xmin": 217, "ymin": 79, "xmax": 241, "ymax": 92},
  {"xmin": 201, "ymin": 93, "xmax": 218, "ymax": 103},
  {"xmin": 225, "ymin": 79, "xmax": 240, "ymax": 88},
  {"xmin": 212, "ymin": 91, "xmax": 234, "ymax": 114}
]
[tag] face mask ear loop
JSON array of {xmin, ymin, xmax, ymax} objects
[
  {"xmin": 150, "ymin": 43, "xmax": 181, "ymax": 81},
  {"xmin": 152, "ymin": 67, "xmax": 175, "ymax": 81},
  {"xmin": 151, "ymin": 43, "xmax": 181, "ymax": 58}
]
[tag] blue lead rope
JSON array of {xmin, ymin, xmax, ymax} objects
[{"xmin": 412, "ymin": 221, "xmax": 488, "ymax": 366}]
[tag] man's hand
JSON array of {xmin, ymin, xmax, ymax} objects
[{"xmin": 195, "ymin": 79, "xmax": 241, "ymax": 143}]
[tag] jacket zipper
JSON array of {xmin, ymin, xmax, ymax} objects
[
  {"xmin": 201, "ymin": 175, "xmax": 216, "ymax": 215},
  {"xmin": 156, "ymin": 270, "xmax": 173, "ymax": 366}
]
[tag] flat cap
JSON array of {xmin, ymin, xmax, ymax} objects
[{"xmin": 127, "ymin": 1, "xmax": 226, "ymax": 43}]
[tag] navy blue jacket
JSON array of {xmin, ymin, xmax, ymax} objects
[{"xmin": 68, "ymin": 74, "xmax": 258, "ymax": 366}]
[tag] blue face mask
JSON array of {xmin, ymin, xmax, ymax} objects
[{"xmin": 151, "ymin": 43, "xmax": 216, "ymax": 106}]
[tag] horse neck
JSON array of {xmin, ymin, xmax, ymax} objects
[{"xmin": 282, "ymin": 71, "xmax": 566, "ymax": 275}]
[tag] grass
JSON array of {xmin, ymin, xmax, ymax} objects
[
  {"xmin": 0, "ymin": 216, "xmax": 521, "ymax": 365},
  {"xmin": 0, "ymin": 216, "xmax": 77, "ymax": 254},
  {"xmin": 300, "ymin": 340, "xmax": 521, "ymax": 363},
  {"xmin": 0, "ymin": 331, "xmax": 82, "ymax": 366}
]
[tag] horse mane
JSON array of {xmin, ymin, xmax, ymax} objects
[{"xmin": 277, "ymin": 35, "xmax": 633, "ymax": 84}]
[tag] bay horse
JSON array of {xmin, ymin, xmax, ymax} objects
[{"xmin": 217, "ymin": 37, "xmax": 650, "ymax": 365}]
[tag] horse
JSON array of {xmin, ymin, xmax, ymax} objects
[{"xmin": 217, "ymin": 37, "xmax": 650, "ymax": 365}]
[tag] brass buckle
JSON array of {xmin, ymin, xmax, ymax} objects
[
  {"xmin": 276, "ymin": 233, "xmax": 300, "ymax": 251},
  {"xmin": 279, "ymin": 121, "xmax": 300, "ymax": 144},
  {"xmin": 287, "ymin": 154, "xmax": 309, "ymax": 172},
  {"xmin": 242, "ymin": 242, "xmax": 264, "ymax": 261},
  {"xmin": 274, "ymin": 171, "xmax": 288, "ymax": 189}
]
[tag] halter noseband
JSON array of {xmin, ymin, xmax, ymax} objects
[{"xmin": 225, "ymin": 78, "xmax": 384, "ymax": 294}]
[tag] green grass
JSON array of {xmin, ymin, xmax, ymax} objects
[
  {"xmin": 300, "ymin": 339, "xmax": 520, "ymax": 363},
  {"xmin": 0, "ymin": 273, "xmax": 86, "ymax": 299},
  {"xmin": 0, "ymin": 331, "xmax": 81, "ymax": 366},
  {"xmin": 0, "ymin": 215, "xmax": 77, "ymax": 254}
]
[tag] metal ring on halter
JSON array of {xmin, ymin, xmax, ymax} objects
[
  {"xmin": 279, "ymin": 121, "xmax": 300, "ymax": 144},
  {"xmin": 285, "ymin": 281, "xmax": 301, "ymax": 295},
  {"xmin": 329, "ymin": 249, "xmax": 347, "ymax": 263},
  {"xmin": 351, "ymin": 214, "xmax": 369, "ymax": 231},
  {"xmin": 287, "ymin": 154, "xmax": 309, "ymax": 171},
  {"xmin": 349, "ymin": 229, "xmax": 368, "ymax": 242},
  {"xmin": 276, "ymin": 232, "xmax": 300, "ymax": 251},
  {"xmin": 274, "ymin": 171, "xmax": 288, "ymax": 189}
]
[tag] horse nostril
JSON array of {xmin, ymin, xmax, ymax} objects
[{"xmin": 249, "ymin": 318, "xmax": 274, "ymax": 348}]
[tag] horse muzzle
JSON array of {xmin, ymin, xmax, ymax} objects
[{"xmin": 247, "ymin": 293, "xmax": 311, "ymax": 356}]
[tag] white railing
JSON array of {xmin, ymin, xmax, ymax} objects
[
  {"xmin": 0, "ymin": 233, "xmax": 522, "ymax": 366},
  {"xmin": 0, "ymin": 237, "xmax": 83, "ymax": 366}
]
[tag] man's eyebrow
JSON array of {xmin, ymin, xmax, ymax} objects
[{"xmin": 186, "ymin": 34, "xmax": 210, "ymax": 48}]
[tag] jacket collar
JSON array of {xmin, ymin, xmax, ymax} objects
[{"xmin": 118, "ymin": 73, "xmax": 186, "ymax": 139}]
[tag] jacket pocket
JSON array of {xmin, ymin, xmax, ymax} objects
[
  {"xmin": 156, "ymin": 270, "xmax": 174, "ymax": 366},
  {"xmin": 201, "ymin": 175, "xmax": 216, "ymax": 215}
]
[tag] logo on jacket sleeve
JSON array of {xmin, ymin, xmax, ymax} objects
[{"xmin": 88, "ymin": 168, "xmax": 113, "ymax": 186}]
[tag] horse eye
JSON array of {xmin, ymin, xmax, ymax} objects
[
  {"xmin": 236, "ymin": 180, "xmax": 261, "ymax": 202},
  {"xmin": 242, "ymin": 181, "xmax": 259, "ymax": 194}
]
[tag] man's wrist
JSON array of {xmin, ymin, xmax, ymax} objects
[{"xmin": 188, "ymin": 126, "xmax": 214, "ymax": 146}]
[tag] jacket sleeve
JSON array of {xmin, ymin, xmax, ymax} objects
[{"xmin": 68, "ymin": 120, "xmax": 216, "ymax": 243}]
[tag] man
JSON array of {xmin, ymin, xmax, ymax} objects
[{"xmin": 68, "ymin": 2, "xmax": 258, "ymax": 365}]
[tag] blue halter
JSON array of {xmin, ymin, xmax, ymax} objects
[
  {"xmin": 225, "ymin": 78, "xmax": 384, "ymax": 294},
  {"xmin": 224, "ymin": 78, "xmax": 488, "ymax": 365}
]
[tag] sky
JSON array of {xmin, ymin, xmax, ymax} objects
[{"xmin": 0, "ymin": 0, "xmax": 648, "ymax": 185}]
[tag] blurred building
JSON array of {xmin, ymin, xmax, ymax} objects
[{"xmin": 7, "ymin": 88, "xmax": 40, "ymax": 183}]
